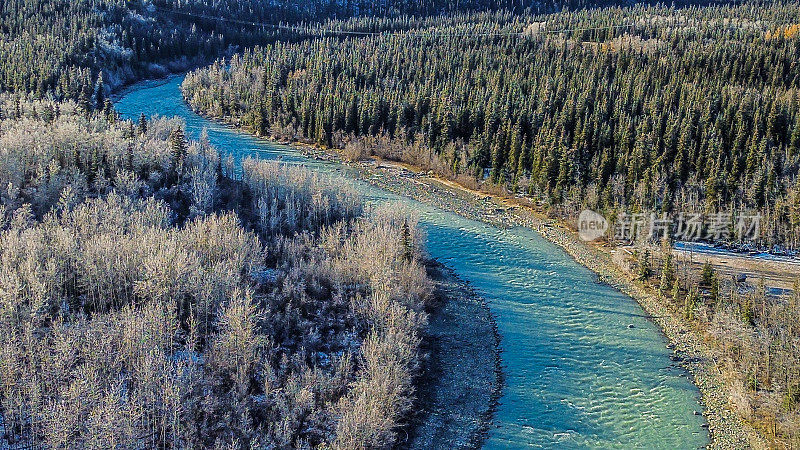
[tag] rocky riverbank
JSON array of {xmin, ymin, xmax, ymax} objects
[
  {"xmin": 302, "ymin": 150, "xmax": 767, "ymax": 449},
  {"xmin": 402, "ymin": 262, "xmax": 502, "ymax": 449}
]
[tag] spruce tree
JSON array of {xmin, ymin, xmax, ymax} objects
[
  {"xmin": 77, "ymin": 90, "xmax": 91, "ymax": 115},
  {"xmin": 789, "ymin": 120, "xmax": 800, "ymax": 157},
  {"xmin": 401, "ymin": 221, "xmax": 412, "ymax": 262},
  {"xmin": 94, "ymin": 73, "xmax": 105, "ymax": 111},
  {"xmin": 701, "ymin": 261, "xmax": 715, "ymax": 286},
  {"xmin": 170, "ymin": 127, "xmax": 187, "ymax": 181},
  {"xmin": 684, "ymin": 288, "xmax": 698, "ymax": 320},
  {"xmin": 659, "ymin": 252, "xmax": 675, "ymax": 296},
  {"xmin": 138, "ymin": 113, "xmax": 148, "ymax": 135},
  {"xmin": 638, "ymin": 249, "xmax": 652, "ymax": 282},
  {"xmin": 671, "ymin": 273, "xmax": 681, "ymax": 303}
]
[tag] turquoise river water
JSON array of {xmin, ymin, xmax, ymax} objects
[{"xmin": 115, "ymin": 75, "xmax": 709, "ymax": 449}]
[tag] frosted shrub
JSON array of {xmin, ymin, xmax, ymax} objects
[
  {"xmin": 0, "ymin": 98, "xmax": 434, "ymax": 448},
  {"xmin": 242, "ymin": 158, "xmax": 362, "ymax": 235},
  {"xmin": 186, "ymin": 139, "xmax": 219, "ymax": 215}
]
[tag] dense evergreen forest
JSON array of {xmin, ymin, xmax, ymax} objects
[
  {"xmin": 1, "ymin": 0, "xmax": 747, "ymax": 103},
  {"xmin": 183, "ymin": 4, "xmax": 800, "ymax": 247},
  {"xmin": 0, "ymin": 97, "xmax": 433, "ymax": 447}
]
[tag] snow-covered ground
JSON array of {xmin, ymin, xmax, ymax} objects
[{"xmin": 675, "ymin": 241, "xmax": 800, "ymax": 266}]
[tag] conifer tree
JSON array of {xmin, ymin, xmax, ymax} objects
[
  {"xmin": 659, "ymin": 252, "xmax": 675, "ymax": 296},
  {"xmin": 671, "ymin": 273, "xmax": 681, "ymax": 304},
  {"xmin": 401, "ymin": 221, "xmax": 412, "ymax": 262},
  {"xmin": 94, "ymin": 73, "xmax": 105, "ymax": 111},
  {"xmin": 638, "ymin": 249, "xmax": 652, "ymax": 282},
  {"xmin": 789, "ymin": 120, "xmax": 800, "ymax": 157},
  {"xmin": 138, "ymin": 113, "xmax": 148, "ymax": 135},
  {"xmin": 684, "ymin": 288, "xmax": 698, "ymax": 320},
  {"xmin": 170, "ymin": 126, "xmax": 187, "ymax": 180}
]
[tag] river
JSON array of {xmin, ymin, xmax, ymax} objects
[{"xmin": 115, "ymin": 74, "xmax": 709, "ymax": 449}]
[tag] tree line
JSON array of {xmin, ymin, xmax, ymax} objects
[{"xmin": 183, "ymin": 3, "xmax": 800, "ymax": 246}]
